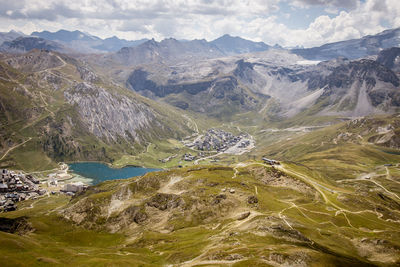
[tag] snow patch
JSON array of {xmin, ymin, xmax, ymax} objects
[{"xmin": 296, "ymin": 60, "xmax": 321, "ymax": 65}]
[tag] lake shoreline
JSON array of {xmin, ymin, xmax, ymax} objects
[{"xmin": 68, "ymin": 162, "xmax": 160, "ymax": 185}]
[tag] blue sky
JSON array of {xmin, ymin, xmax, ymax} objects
[
  {"xmin": 275, "ymin": 2, "xmax": 344, "ymax": 29},
  {"xmin": 0, "ymin": 0, "xmax": 398, "ymax": 47}
]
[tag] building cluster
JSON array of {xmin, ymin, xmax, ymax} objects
[
  {"xmin": 182, "ymin": 153, "xmax": 196, "ymax": 161},
  {"xmin": 0, "ymin": 167, "xmax": 90, "ymax": 212},
  {"xmin": 159, "ymin": 154, "xmax": 178, "ymax": 163},
  {"xmin": 186, "ymin": 129, "xmax": 250, "ymax": 152},
  {"xmin": 262, "ymin": 158, "xmax": 280, "ymax": 165},
  {"xmin": 238, "ymin": 140, "xmax": 251, "ymax": 148},
  {"xmin": 61, "ymin": 181, "xmax": 87, "ymax": 196},
  {"xmin": 0, "ymin": 169, "xmax": 45, "ymax": 212}
]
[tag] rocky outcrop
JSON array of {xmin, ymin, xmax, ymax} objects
[
  {"xmin": 377, "ymin": 47, "xmax": 400, "ymax": 72},
  {"xmin": 118, "ymin": 205, "xmax": 148, "ymax": 224},
  {"xmin": 368, "ymin": 129, "xmax": 400, "ymax": 149},
  {"xmin": 237, "ymin": 211, "xmax": 251, "ymax": 220},
  {"xmin": 77, "ymin": 65, "xmax": 101, "ymax": 83},
  {"xmin": 127, "ymin": 69, "xmax": 214, "ymax": 97},
  {"xmin": 146, "ymin": 193, "xmax": 184, "ymax": 211},
  {"xmin": 3, "ymin": 49, "xmax": 64, "ymax": 72},
  {"xmin": 247, "ymin": 195, "xmax": 258, "ymax": 204},
  {"xmin": 64, "ymin": 82, "xmax": 158, "ymax": 142},
  {"xmin": 0, "ymin": 216, "xmax": 34, "ymax": 235}
]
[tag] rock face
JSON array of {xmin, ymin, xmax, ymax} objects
[
  {"xmin": 127, "ymin": 49, "xmax": 400, "ymax": 118},
  {"xmin": 146, "ymin": 193, "xmax": 184, "ymax": 211},
  {"xmin": 377, "ymin": 47, "xmax": 400, "ymax": 73},
  {"xmin": 127, "ymin": 65, "xmax": 260, "ymax": 117},
  {"xmin": 247, "ymin": 195, "xmax": 258, "ymax": 204},
  {"xmin": 310, "ymin": 59, "xmax": 400, "ymax": 116},
  {"xmin": 3, "ymin": 49, "xmax": 64, "ymax": 72},
  {"xmin": 64, "ymin": 82, "xmax": 159, "ymax": 142},
  {"xmin": 0, "ymin": 217, "xmax": 34, "ymax": 234},
  {"xmin": 128, "ymin": 69, "xmax": 214, "ymax": 97},
  {"xmin": 120, "ymin": 205, "xmax": 148, "ymax": 224},
  {"xmin": 76, "ymin": 65, "xmax": 101, "ymax": 83}
]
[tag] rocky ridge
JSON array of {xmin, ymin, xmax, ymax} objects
[{"xmin": 126, "ymin": 50, "xmax": 400, "ymax": 118}]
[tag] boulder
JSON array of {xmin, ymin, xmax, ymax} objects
[
  {"xmin": 146, "ymin": 193, "xmax": 183, "ymax": 211},
  {"xmin": 237, "ymin": 211, "xmax": 251, "ymax": 220},
  {"xmin": 247, "ymin": 195, "xmax": 258, "ymax": 204}
]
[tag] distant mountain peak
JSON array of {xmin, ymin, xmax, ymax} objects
[
  {"xmin": 211, "ymin": 34, "xmax": 270, "ymax": 55},
  {"xmin": 31, "ymin": 29, "xmax": 148, "ymax": 53},
  {"xmin": 0, "ymin": 36, "xmax": 66, "ymax": 53},
  {"xmin": 221, "ymin": 33, "xmax": 232, "ymax": 38}
]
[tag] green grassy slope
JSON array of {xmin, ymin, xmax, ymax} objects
[
  {"xmin": 1, "ymin": 161, "xmax": 399, "ymax": 266},
  {"xmin": 0, "ymin": 51, "xmax": 193, "ymax": 171}
]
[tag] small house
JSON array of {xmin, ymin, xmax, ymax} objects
[
  {"xmin": 63, "ymin": 182, "xmax": 86, "ymax": 193},
  {"xmin": 0, "ymin": 183, "xmax": 8, "ymax": 193}
]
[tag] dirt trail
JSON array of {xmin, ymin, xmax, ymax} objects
[
  {"xmin": 279, "ymin": 204, "xmax": 295, "ymax": 229},
  {"xmin": 385, "ymin": 166, "xmax": 400, "ymax": 185},
  {"xmin": 370, "ymin": 179, "xmax": 400, "ymax": 200},
  {"xmin": 194, "ymin": 151, "xmax": 223, "ymax": 165},
  {"xmin": 0, "ymin": 137, "xmax": 32, "ymax": 160},
  {"xmin": 281, "ymin": 165, "xmax": 400, "ymax": 229},
  {"xmin": 182, "ymin": 114, "xmax": 199, "ymax": 133},
  {"xmin": 179, "ymin": 162, "xmax": 400, "ymax": 266},
  {"xmin": 158, "ymin": 176, "xmax": 184, "ymax": 194},
  {"xmin": 234, "ymin": 162, "xmax": 400, "ymax": 227},
  {"xmin": 39, "ymin": 91, "xmax": 55, "ymax": 116},
  {"xmin": 179, "ymin": 210, "xmax": 263, "ymax": 267},
  {"xmin": 340, "ymin": 169, "xmax": 400, "ymax": 201},
  {"xmin": 54, "ymin": 54, "xmax": 67, "ymax": 69},
  {"xmin": 232, "ymin": 167, "xmax": 239, "ymax": 179},
  {"xmin": 36, "ymin": 53, "xmax": 67, "ymax": 73}
]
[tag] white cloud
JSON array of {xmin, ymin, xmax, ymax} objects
[
  {"xmin": 0, "ymin": 0, "xmax": 399, "ymax": 48},
  {"xmin": 291, "ymin": 0, "xmax": 360, "ymax": 9}
]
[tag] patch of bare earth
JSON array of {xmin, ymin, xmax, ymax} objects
[{"xmin": 249, "ymin": 166, "xmax": 315, "ymax": 196}]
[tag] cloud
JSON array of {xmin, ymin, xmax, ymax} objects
[
  {"xmin": 0, "ymin": 0, "xmax": 398, "ymax": 48},
  {"xmin": 291, "ymin": 0, "xmax": 360, "ymax": 9}
]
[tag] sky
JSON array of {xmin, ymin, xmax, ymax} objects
[{"xmin": 0, "ymin": 0, "xmax": 399, "ymax": 48}]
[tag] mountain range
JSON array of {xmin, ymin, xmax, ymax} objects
[
  {"xmin": 2, "ymin": 28, "xmax": 400, "ymax": 61},
  {"xmin": 125, "ymin": 48, "xmax": 400, "ymax": 119},
  {"xmin": 0, "ymin": 27, "xmax": 399, "ymax": 167},
  {"xmin": 1, "ymin": 29, "xmax": 273, "ymax": 55},
  {"xmin": 1, "ymin": 25, "xmax": 400, "ymax": 267},
  {"xmin": 292, "ymin": 27, "xmax": 400, "ymax": 60},
  {"xmin": 31, "ymin": 30, "xmax": 149, "ymax": 53}
]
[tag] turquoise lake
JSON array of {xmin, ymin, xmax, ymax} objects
[{"xmin": 68, "ymin": 162, "xmax": 160, "ymax": 185}]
